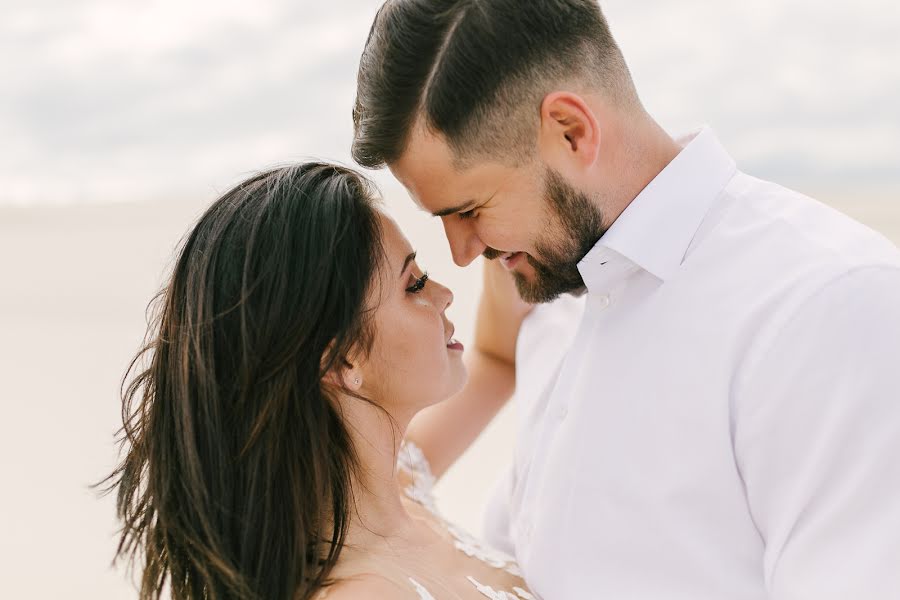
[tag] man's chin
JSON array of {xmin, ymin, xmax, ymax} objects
[
  {"xmin": 513, "ymin": 258, "xmax": 586, "ymax": 304},
  {"xmin": 512, "ymin": 273, "xmax": 560, "ymax": 304}
]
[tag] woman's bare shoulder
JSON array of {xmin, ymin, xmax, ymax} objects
[{"xmin": 316, "ymin": 573, "xmax": 419, "ymax": 599}]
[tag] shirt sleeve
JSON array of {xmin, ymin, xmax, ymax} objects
[{"xmin": 733, "ymin": 266, "xmax": 900, "ymax": 600}]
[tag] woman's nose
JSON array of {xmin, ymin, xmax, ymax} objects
[{"xmin": 433, "ymin": 279, "xmax": 454, "ymax": 311}]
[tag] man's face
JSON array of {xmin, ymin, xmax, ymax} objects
[{"xmin": 390, "ymin": 125, "xmax": 606, "ymax": 303}]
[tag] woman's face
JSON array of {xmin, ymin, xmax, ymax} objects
[{"xmin": 357, "ymin": 212, "xmax": 467, "ymax": 417}]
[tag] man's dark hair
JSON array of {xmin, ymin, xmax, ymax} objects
[{"xmin": 352, "ymin": 0, "xmax": 640, "ymax": 169}]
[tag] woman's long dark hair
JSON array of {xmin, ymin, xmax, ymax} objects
[{"xmin": 101, "ymin": 163, "xmax": 385, "ymax": 600}]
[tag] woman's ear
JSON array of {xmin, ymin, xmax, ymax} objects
[
  {"xmin": 322, "ymin": 369, "xmax": 363, "ymax": 391},
  {"xmin": 321, "ymin": 368, "xmax": 341, "ymax": 389},
  {"xmin": 344, "ymin": 368, "xmax": 363, "ymax": 392},
  {"xmin": 321, "ymin": 345, "xmax": 364, "ymax": 392}
]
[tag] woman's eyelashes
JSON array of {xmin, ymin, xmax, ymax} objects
[{"xmin": 405, "ymin": 271, "xmax": 429, "ymax": 294}]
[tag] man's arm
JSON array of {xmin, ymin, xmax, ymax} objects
[
  {"xmin": 406, "ymin": 258, "xmax": 532, "ymax": 479},
  {"xmin": 733, "ymin": 266, "xmax": 900, "ymax": 599}
]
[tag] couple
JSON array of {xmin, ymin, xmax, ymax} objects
[{"xmin": 106, "ymin": 1, "xmax": 900, "ymax": 599}]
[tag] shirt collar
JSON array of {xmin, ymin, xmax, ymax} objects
[{"xmin": 577, "ymin": 126, "xmax": 737, "ymax": 290}]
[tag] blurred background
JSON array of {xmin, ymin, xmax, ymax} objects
[{"xmin": 0, "ymin": 0, "xmax": 897, "ymax": 596}]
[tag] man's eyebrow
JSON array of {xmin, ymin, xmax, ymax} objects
[
  {"xmin": 401, "ymin": 251, "xmax": 417, "ymax": 276},
  {"xmin": 431, "ymin": 200, "xmax": 475, "ymax": 218}
]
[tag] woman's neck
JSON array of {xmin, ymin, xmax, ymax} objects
[{"xmin": 338, "ymin": 398, "xmax": 425, "ymax": 549}]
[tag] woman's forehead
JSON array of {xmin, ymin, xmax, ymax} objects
[{"xmin": 377, "ymin": 211, "xmax": 415, "ymax": 271}]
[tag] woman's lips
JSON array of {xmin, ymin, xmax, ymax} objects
[
  {"xmin": 500, "ymin": 251, "xmax": 524, "ymax": 271},
  {"xmin": 445, "ymin": 323, "xmax": 463, "ymax": 351},
  {"xmin": 446, "ymin": 338, "xmax": 465, "ymax": 352}
]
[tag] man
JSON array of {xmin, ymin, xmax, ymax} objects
[{"xmin": 351, "ymin": 1, "xmax": 900, "ymax": 598}]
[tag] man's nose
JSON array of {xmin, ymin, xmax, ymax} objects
[{"xmin": 441, "ymin": 216, "xmax": 486, "ymax": 267}]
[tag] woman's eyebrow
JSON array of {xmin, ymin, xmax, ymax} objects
[{"xmin": 400, "ymin": 251, "xmax": 417, "ymax": 276}]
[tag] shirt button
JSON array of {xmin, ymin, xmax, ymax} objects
[
  {"xmin": 556, "ymin": 404, "xmax": 569, "ymax": 421},
  {"xmin": 596, "ymin": 294, "xmax": 611, "ymax": 309}
]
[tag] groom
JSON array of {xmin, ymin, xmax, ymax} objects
[{"xmin": 352, "ymin": 1, "xmax": 900, "ymax": 598}]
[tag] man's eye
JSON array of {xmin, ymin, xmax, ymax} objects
[{"xmin": 458, "ymin": 209, "xmax": 477, "ymax": 220}]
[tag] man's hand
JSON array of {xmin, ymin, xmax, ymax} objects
[{"xmin": 475, "ymin": 257, "xmax": 534, "ymax": 365}]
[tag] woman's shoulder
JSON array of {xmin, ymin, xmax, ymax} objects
[{"xmin": 317, "ymin": 573, "xmax": 420, "ymax": 599}]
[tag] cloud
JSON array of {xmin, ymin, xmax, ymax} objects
[
  {"xmin": 0, "ymin": 0, "xmax": 897, "ymax": 205},
  {"xmin": 604, "ymin": 0, "xmax": 900, "ymax": 189},
  {"xmin": 0, "ymin": 0, "xmax": 378, "ymax": 205}
]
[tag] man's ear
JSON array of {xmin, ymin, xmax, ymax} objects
[{"xmin": 537, "ymin": 91, "xmax": 601, "ymax": 169}]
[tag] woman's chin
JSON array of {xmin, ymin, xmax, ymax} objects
[
  {"xmin": 443, "ymin": 364, "xmax": 469, "ymax": 399},
  {"xmin": 410, "ymin": 363, "xmax": 468, "ymax": 411}
]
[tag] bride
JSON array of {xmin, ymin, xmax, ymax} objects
[{"xmin": 104, "ymin": 162, "xmax": 535, "ymax": 599}]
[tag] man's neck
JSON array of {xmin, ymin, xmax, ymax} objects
[{"xmin": 597, "ymin": 113, "xmax": 682, "ymax": 227}]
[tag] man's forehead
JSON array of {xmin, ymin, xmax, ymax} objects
[
  {"xmin": 391, "ymin": 161, "xmax": 466, "ymax": 217},
  {"xmin": 391, "ymin": 127, "xmax": 456, "ymax": 191},
  {"xmin": 392, "ymin": 167, "xmax": 480, "ymax": 217},
  {"xmin": 391, "ymin": 130, "xmax": 504, "ymax": 216}
]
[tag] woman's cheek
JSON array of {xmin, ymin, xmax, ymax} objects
[
  {"xmin": 391, "ymin": 311, "xmax": 426, "ymax": 362},
  {"xmin": 407, "ymin": 313, "xmax": 444, "ymax": 373},
  {"xmin": 386, "ymin": 298, "xmax": 445, "ymax": 368}
]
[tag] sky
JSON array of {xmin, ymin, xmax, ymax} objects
[{"xmin": 1, "ymin": 0, "xmax": 898, "ymax": 206}]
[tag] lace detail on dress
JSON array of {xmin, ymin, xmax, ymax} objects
[
  {"xmin": 409, "ymin": 577, "xmax": 437, "ymax": 600},
  {"xmin": 466, "ymin": 577, "xmax": 536, "ymax": 600},
  {"xmin": 447, "ymin": 524, "xmax": 522, "ymax": 578},
  {"xmin": 513, "ymin": 587, "xmax": 535, "ymax": 600},
  {"xmin": 398, "ymin": 441, "xmax": 441, "ymax": 517},
  {"xmin": 398, "ymin": 441, "xmax": 534, "ymax": 599}
]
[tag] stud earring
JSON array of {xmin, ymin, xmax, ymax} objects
[{"xmin": 354, "ymin": 377, "xmax": 361, "ymax": 386}]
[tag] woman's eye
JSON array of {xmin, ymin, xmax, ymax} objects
[{"xmin": 406, "ymin": 272, "xmax": 429, "ymax": 294}]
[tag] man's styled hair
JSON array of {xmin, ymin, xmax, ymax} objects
[{"xmin": 352, "ymin": 0, "xmax": 639, "ymax": 169}]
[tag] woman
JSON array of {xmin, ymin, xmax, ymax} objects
[{"xmin": 104, "ymin": 163, "xmax": 534, "ymax": 599}]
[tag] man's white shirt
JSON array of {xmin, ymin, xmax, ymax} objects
[{"xmin": 483, "ymin": 127, "xmax": 900, "ymax": 599}]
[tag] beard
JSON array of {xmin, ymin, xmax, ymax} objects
[{"xmin": 487, "ymin": 169, "xmax": 607, "ymax": 304}]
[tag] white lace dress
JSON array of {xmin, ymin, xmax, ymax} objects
[{"xmin": 397, "ymin": 441, "xmax": 536, "ymax": 600}]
